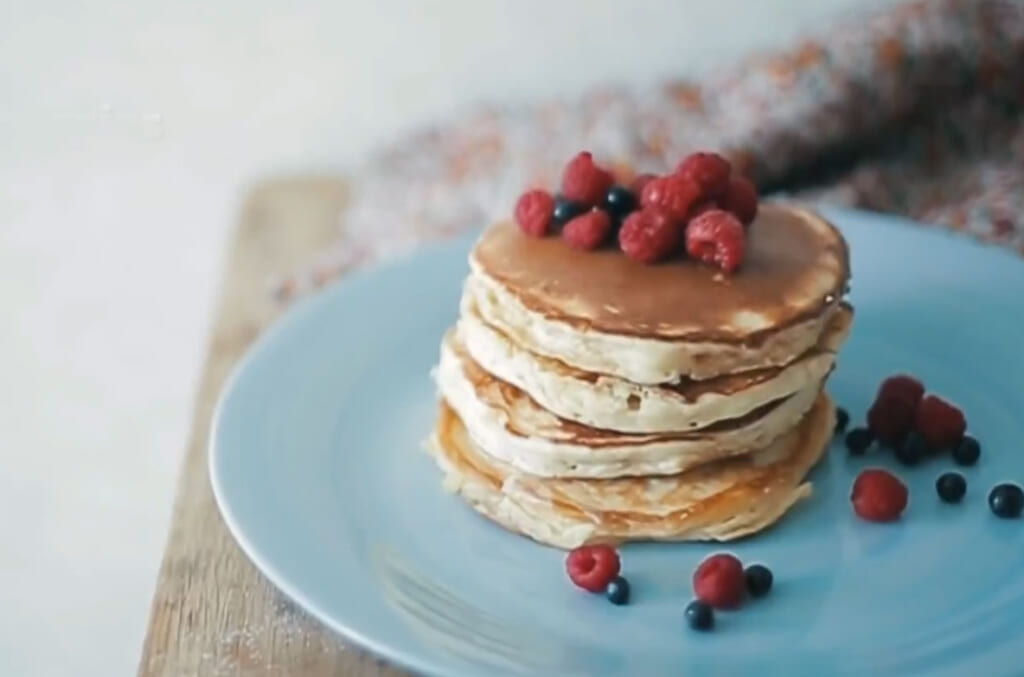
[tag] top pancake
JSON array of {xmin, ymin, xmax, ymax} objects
[{"xmin": 470, "ymin": 203, "xmax": 849, "ymax": 342}]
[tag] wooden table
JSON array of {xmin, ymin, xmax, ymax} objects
[{"xmin": 137, "ymin": 177, "xmax": 407, "ymax": 676}]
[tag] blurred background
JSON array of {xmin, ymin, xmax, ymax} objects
[{"xmin": 0, "ymin": 0, "xmax": 957, "ymax": 674}]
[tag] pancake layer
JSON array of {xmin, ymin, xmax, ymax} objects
[{"xmin": 428, "ymin": 393, "xmax": 835, "ymax": 550}]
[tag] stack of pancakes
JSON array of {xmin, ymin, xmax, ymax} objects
[{"xmin": 429, "ymin": 203, "xmax": 852, "ymax": 549}]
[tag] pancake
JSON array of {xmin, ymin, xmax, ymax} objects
[
  {"xmin": 459, "ymin": 300, "xmax": 852, "ymax": 433},
  {"xmin": 467, "ymin": 202, "xmax": 850, "ymax": 384},
  {"xmin": 427, "ymin": 393, "xmax": 835, "ymax": 549},
  {"xmin": 435, "ymin": 332, "xmax": 825, "ymax": 478}
]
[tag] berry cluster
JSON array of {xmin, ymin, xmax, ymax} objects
[
  {"xmin": 837, "ymin": 373, "xmax": 1022, "ymax": 522},
  {"xmin": 687, "ymin": 553, "xmax": 773, "ymax": 631},
  {"xmin": 513, "ymin": 150, "xmax": 759, "ymax": 273},
  {"xmin": 840, "ymin": 375, "xmax": 974, "ymax": 466},
  {"xmin": 565, "ymin": 545, "xmax": 774, "ymax": 633}
]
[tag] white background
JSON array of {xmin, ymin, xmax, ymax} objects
[{"xmin": 0, "ymin": 1, "xmax": 901, "ymax": 674}]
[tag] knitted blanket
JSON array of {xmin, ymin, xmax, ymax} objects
[{"xmin": 276, "ymin": 0, "xmax": 1024, "ymax": 300}]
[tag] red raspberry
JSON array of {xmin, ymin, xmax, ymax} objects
[
  {"xmin": 877, "ymin": 374, "xmax": 925, "ymax": 407},
  {"xmin": 676, "ymin": 152, "xmax": 732, "ymax": 198},
  {"xmin": 685, "ymin": 209, "xmax": 746, "ymax": 273},
  {"xmin": 565, "ymin": 544, "xmax": 621, "ymax": 593},
  {"xmin": 561, "ymin": 151, "xmax": 614, "ymax": 206},
  {"xmin": 619, "ymin": 206, "xmax": 681, "ymax": 263},
  {"xmin": 692, "ymin": 553, "xmax": 745, "ymax": 609},
  {"xmin": 640, "ymin": 174, "xmax": 701, "ymax": 222},
  {"xmin": 914, "ymin": 395, "xmax": 967, "ymax": 450},
  {"xmin": 514, "ymin": 189, "xmax": 555, "ymax": 237},
  {"xmin": 867, "ymin": 394, "xmax": 916, "ymax": 446},
  {"xmin": 851, "ymin": 468, "xmax": 908, "ymax": 522},
  {"xmin": 720, "ymin": 176, "xmax": 759, "ymax": 225},
  {"xmin": 631, "ymin": 172, "xmax": 657, "ymax": 195},
  {"xmin": 563, "ymin": 209, "xmax": 613, "ymax": 250}
]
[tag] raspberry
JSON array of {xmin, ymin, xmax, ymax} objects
[
  {"xmin": 514, "ymin": 189, "xmax": 555, "ymax": 237},
  {"xmin": 914, "ymin": 395, "xmax": 967, "ymax": 450},
  {"xmin": 631, "ymin": 173, "xmax": 657, "ymax": 195},
  {"xmin": 685, "ymin": 209, "xmax": 746, "ymax": 273},
  {"xmin": 676, "ymin": 152, "xmax": 731, "ymax": 198},
  {"xmin": 618, "ymin": 206, "xmax": 681, "ymax": 263},
  {"xmin": 851, "ymin": 468, "xmax": 908, "ymax": 522},
  {"xmin": 561, "ymin": 151, "xmax": 614, "ymax": 206},
  {"xmin": 640, "ymin": 174, "xmax": 701, "ymax": 222},
  {"xmin": 877, "ymin": 375, "xmax": 925, "ymax": 407},
  {"xmin": 866, "ymin": 394, "xmax": 916, "ymax": 446},
  {"xmin": 563, "ymin": 209, "xmax": 613, "ymax": 250},
  {"xmin": 720, "ymin": 176, "xmax": 759, "ymax": 225},
  {"xmin": 565, "ymin": 544, "xmax": 621, "ymax": 593},
  {"xmin": 692, "ymin": 553, "xmax": 745, "ymax": 609}
]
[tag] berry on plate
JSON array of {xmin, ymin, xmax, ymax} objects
[
  {"xmin": 563, "ymin": 209, "xmax": 613, "ymax": 250},
  {"xmin": 561, "ymin": 151, "xmax": 614, "ymax": 206},
  {"xmin": 685, "ymin": 600, "xmax": 714, "ymax": 631},
  {"xmin": 988, "ymin": 483, "xmax": 1024, "ymax": 519},
  {"xmin": 877, "ymin": 374, "xmax": 925, "ymax": 407},
  {"xmin": 676, "ymin": 152, "xmax": 731, "ymax": 198},
  {"xmin": 744, "ymin": 564, "xmax": 773, "ymax": 598},
  {"xmin": 835, "ymin": 407, "xmax": 850, "ymax": 434},
  {"xmin": 514, "ymin": 189, "xmax": 555, "ymax": 237},
  {"xmin": 720, "ymin": 175, "xmax": 759, "ymax": 225},
  {"xmin": 867, "ymin": 394, "xmax": 916, "ymax": 447},
  {"xmin": 685, "ymin": 209, "xmax": 746, "ymax": 273},
  {"xmin": 605, "ymin": 576, "xmax": 630, "ymax": 606},
  {"xmin": 952, "ymin": 436, "xmax": 981, "ymax": 466},
  {"xmin": 639, "ymin": 174, "xmax": 701, "ymax": 222},
  {"xmin": 693, "ymin": 553, "xmax": 745, "ymax": 609},
  {"xmin": 936, "ymin": 472, "xmax": 967, "ymax": 503},
  {"xmin": 619, "ymin": 206, "xmax": 682, "ymax": 264},
  {"xmin": 845, "ymin": 427, "xmax": 874, "ymax": 455},
  {"xmin": 894, "ymin": 432, "xmax": 928, "ymax": 466},
  {"xmin": 851, "ymin": 468, "xmax": 908, "ymax": 522},
  {"xmin": 565, "ymin": 544, "xmax": 621, "ymax": 592},
  {"xmin": 915, "ymin": 395, "xmax": 967, "ymax": 450}
]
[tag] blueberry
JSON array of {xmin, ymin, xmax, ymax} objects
[
  {"xmin": 989, "ymin": 483, "xmax": 1024, "ymax": 518},
  {"xmin": 895, "ymin": 432, "xmax": 928, "ymax": 466},
  {"xmin": 685, "ymin": 600, "xmax": 714, "ymax": 631},
  {"xmin": 603, "ymin": 186, "xmax": 637, "ymax": 219},
  {"xmin": 744, "ymin": 564, "xmax": 773, "ymax": 598},
  {"xmin": 605, "ymin": 576, "xmax": 630, "ymax": 606},
  {"xmin": 835, "ymin": 407, "xmax": 850, "ymax": 434},
  {"xmin": 845, "ymin": 427, "xmax": 873, "ymax": 456},
  {"xmin": 936, "ymin": 472, "xmax": 966, "ymax": 503},
  {"xmin": 953, "ymin": 436, "xmax": 981, "ymax": 466},
  {"xmin": 553, "ymin": 196, "xmax": 586, "ymax": 225}
]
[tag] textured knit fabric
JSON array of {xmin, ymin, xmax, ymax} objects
[{"xmin": 277, "ymin": 0, "xmax": 1024, "ymax": 299}]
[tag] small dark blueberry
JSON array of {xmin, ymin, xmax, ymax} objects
[
  {"xmin": 989, "ymin": 483, "xmax": 1024, "ymax": 518},
  {"xmin": 895, "ymin": 432, "xmax": 928, "ymax": 467},
  {"xmin": 952, "ymin": 436, "xmax": 981, "ymax": 467},
  {"xmin": 603, "ymin": 185, "xmax": 637, "ymax": 219},
  {"xmin": 605, "ymin": 576, "xmax": 630, "ymax": 606},
  {"xmin": 552, "ymin": 196, "xmax": 586, "ymax": 225},
  {"xmin": 835, "ymin": 407, "xmax": 850, "ymax": 434},
  {"xmin": 935, "ymin": 472, "xmax": 967, "ymax": 503},
  {"xmin": 685, "ymin": 600, "xmax": 714, "ymax": 631},
  {"xmin": 845, "ymin": 427, "xmax": 874, "ymax": 456},
  {"xmin": 744, "ymin": 564, "xmax": 774, "ymax": 598}
]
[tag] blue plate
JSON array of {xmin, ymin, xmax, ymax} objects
[{"xmin": 211, "ymin": 208, "xmax": 1024, "ymax": 676}]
